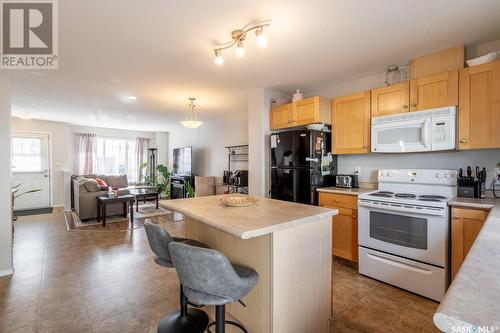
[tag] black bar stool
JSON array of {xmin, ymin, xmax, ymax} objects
[
  {"xmin": 144, "ymin": 219, "xmax": 209, "ymax": 333},
  {"xmin": 168, "ymin": 242, "xmax": 259, "ymax": 333}
]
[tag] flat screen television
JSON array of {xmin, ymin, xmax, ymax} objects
[{"xmin": 172, "ymin": 146, "xmax": 192, "ymax": 176}]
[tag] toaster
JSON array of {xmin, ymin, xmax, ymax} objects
[{"xmin": 335, "ymin": 175, "xmax": 359, "ymax": 189}]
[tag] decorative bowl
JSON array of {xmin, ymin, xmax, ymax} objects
[
  {"xmin": 221, "ymin": 195, "xmax": 259, "ymax": 207},
  {"xmin": 466, "ymin": 50, "xmax": 500, "ymax": 67}
]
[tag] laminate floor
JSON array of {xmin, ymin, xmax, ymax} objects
[{"xmin": 0, "ymin": 209, "xmax": 440, "ymax": 333}]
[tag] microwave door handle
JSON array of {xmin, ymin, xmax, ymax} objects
[{"xmin": 422, "ymin": 119, "xmax": 430, "ymax": 149}]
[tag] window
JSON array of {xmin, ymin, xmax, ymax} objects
[
  {"xmin": 96, "ymin": 137, "xmax": 139, "ymax": 183},
  {"xmin": 11, "ymin": 137, "xmax": 42, "ymax": 172}
]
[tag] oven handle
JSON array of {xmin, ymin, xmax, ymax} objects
[
  {"xmin": 358, "ymin": 199, "xmax": 444, "ymax": 216},
  {"xmin": 366, "ymin": 253, "xmax": 432, "ymax": 275}
]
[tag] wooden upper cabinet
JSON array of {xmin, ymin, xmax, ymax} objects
[
  {"xmin": 409, "ymin": 70, "xmax": 458, "ymax": 111},
  {"xmin": 451, "ymin": 207, "xmax": 489, "ymax": 279},
  {"xmin": 458, "ymin": 60, "xmax": 500, "ymax": 149},
  {"xmin": 332, "ymin": 91, "xmax": 371, "ymax": 154},
  {"xmin": 270, "ymin": 96, "xmax": 331, "ymax": 130},
  {"xmin": 270, "ymin": 103, "xmax": 293, "ymax": 129},
  {"xmin": 371, "ymin": 82, "xmax": 410, "ymax": 117}
]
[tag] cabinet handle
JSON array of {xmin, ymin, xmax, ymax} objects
[
  {"xmin": 411, "ymin": 103, "xmax": 417, "ymax": 107},
  {"xmin": 363, "ymin": 145, "xmax": 368, "ymax": 149},
  {"xmin": 334, "ymin": 199, "xmax": 339, "ymax": 203},
  {"xmin": 454, "ymin": 216, "xmax": 460, "ymax": 219},
  {"xmin": 402, "ymin": 105, "xmax": 408, "ymax": 109},
  {"xmin": 459, "ymin": 139, "xmax": 468, "ymax": 143}
]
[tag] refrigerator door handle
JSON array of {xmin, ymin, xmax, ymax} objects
[{"xmin": 305, "ymin": 157, "xmax": 319, "ymax": 162}]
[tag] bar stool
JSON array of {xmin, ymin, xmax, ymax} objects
[
  {"xmin": 168, "ymin": 242, "xmax": 259, "ymax": 333},
  {"xmin": 144, "ymin": 220, "xmax": 209, "ymax": 333}
]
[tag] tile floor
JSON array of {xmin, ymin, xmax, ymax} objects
[{"xmin": 0, "ymin": 209, "xmax": 440, "ymax": 333}]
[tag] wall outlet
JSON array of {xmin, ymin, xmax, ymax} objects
[{"xmin": 354, "ymin": 167, "xmax": 361, "ymax": 175}]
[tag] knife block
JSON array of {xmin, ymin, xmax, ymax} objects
[{"xmin": 458, "ymin": 178, "xmax": 485, "ymax": 199}]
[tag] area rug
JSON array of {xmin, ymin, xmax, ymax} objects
[{"xmin": 66, "ymin": 202, "xmax": 172, "ymax": 231}]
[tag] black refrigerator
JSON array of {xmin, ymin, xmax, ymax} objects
[{"xmin": 270, "ymin": 129, "xmax": 337, "ymax": 205}]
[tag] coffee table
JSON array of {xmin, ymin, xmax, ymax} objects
[
  {"xmin": 96, "ymin": 194, "xmax": 134, "ymax": 227},
  {"xmin": 130, "ymin": 188, "xmax": 159, "ymax": 212}
]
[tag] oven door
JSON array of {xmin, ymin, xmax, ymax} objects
[
  {"xmin": 371, "ymin": 118, "xmax": 431, "ymax": 153},
  {"xmin": 358, "ymin": 200, "xmax": 448, "ymax": 267}
]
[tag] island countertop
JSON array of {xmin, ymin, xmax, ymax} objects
[
  {"xmin": 159, "ymin": 195, "xmax": 337, "ymax": 239},
  {"xmin": 433, "ymin": 197, "xmax": 500, "ymax": 331}
]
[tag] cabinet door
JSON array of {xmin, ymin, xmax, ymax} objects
[
  {"xmin": 371, "ymin": 82, "xmax": 410, "ymax": 117},
  {"xmin": 409, "ymin": 70, "xmax": 458, "ymax": 111},
  {"xmin": 332, "ymin": 91, "xmax": 371, "ymax": 154},
  {"xmin": 294, "ymin": 96, "xmax": 319, "ymax": 126},
  {"xmin": 270, "ymin": 104, "xmax": 293, "ymax": 129},
  {"xmin": 451, "ymin": 208, "xmax": 488, "ymax": 279},
  {"xmin": 458, "ymin": 60, "xmax": 500, "ymax": 149}
]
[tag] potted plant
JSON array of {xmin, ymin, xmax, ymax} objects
[
  {"xmin": 185, "ymin": 179, "xmax": 195, "ymax": 198},
  {"xmin": 156, "ymin": 164, "xmax": 171, "ymax": 198},
  {"xmin": 11, "ymin": 183, "xmax": 41, "ymax": 221}
]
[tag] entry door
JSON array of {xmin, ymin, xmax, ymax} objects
[{"xmin": 11, "ymin": 133, "xmax": 51, "ymax": 210}]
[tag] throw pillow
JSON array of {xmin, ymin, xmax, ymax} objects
[
  {"xmin": 106, "ymin": 175, "xmax": 128, "ymax": 189},
  {"xmin": 95, "ymin": 178, "xmax": 108, "ymax": 187},
  {"xmin": 82, "ymin": 179, "xmax": 101, "ymax": 192}
]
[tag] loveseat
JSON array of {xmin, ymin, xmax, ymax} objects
[{"xmin": 71, "ymin": 174, "xmax": 156, "ymax": 221}]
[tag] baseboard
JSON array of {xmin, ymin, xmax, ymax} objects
[{"xmin": 0, "ymin": 268, "xmax": 14, "ymax": 277}]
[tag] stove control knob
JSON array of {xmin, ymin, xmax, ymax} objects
[
  {"xmin": 387, "ymin": 171, "xmax": 393, "ymax": 177},
  {"xmin": 435, "ymin": 173, "xmax": 443, "ymax": 178},
  {"xmin": 444, "ymin": 173, "xmax": 452, "ymax": 178},
  {"xmin": 380, "ymin": 171, "xmax": 386, "ymax": 177}
]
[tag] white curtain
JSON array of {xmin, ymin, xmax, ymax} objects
[
  {"xmin": 135, "ymin": 137, "xmax": 150, "ymax": 184},
  {"xmin": 74, "ymin": 133, "xmax": 97, "ymax": 175}
]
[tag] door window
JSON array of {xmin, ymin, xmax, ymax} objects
[
  {"xmin": 376, "ymin": 125, "xmax": 423, "ymax": 145},
  {"xmin": 370, "ymin": 211, "xmax": 428, "ymax": 250},
  {"xmin": 11, "ymin": 137, "xmax": 42, "ymax": 172}
]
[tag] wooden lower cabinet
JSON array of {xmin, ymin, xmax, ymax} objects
[
  {"xmin": 319, "ymin": 192, "xmax": 358, "ymax": 262},
  {"xmin": 451, "ymin": 207, "xmax": 489, "ymax": 279}
]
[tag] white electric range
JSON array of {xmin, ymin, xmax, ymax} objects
[{"xmin": 358, "ymin": 169, "xmax": 457, "ymax": 301}]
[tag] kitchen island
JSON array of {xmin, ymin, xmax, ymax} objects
[{"xmin": 160, "ymin": 195, "xmax": 337, "ymax": 333}]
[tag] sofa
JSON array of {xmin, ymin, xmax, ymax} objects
[{"xmin": 71, "ymin": 174, "xmax": 156, "ymax": 221}]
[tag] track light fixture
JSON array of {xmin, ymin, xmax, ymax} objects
[{"xmin": 213, "ymin": 20, "xmax": 270, "ymax": 65}]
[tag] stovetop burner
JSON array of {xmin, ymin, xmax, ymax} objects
[
  {"xmin": 418, "ymin": 195, "xmax": 447, "ymax": 200},
  {"xmin": 370, "ymin": 191, "xmax": 394, "ymax": 198},
  {"xmin": 395, "ymin": 193, "xmax": 417, "ymax": 199}
]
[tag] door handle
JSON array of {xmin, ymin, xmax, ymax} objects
[{"xmin": 305, "ymin": 157, "xmax": 318, "ymax": 162}]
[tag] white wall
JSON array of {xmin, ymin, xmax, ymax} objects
[
  {"xmin": 310, "ymin": 39, "xmax": 500, "ymax": 189},
  {"xmin": 1, "ymin": 73, "xmax": 13, "ymax": 276},
  {"xmin": 11, "ymin": 119, "xmax": 72, "ymax": 207},
  {"xmin": 168, "ymin": 110, "xmax": 248, "ymax": 178},
  {"xmin": 248, "ymin": 88, "xmax": 283, "ymax": 197}
]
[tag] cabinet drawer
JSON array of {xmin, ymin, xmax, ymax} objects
[
  {"xmin": 319, "ymin": 192, "xmax": 357, "ymax": 209},
  {"xmin": 452, "ymin": 208, "xmax": 488, "ymax": 220}
]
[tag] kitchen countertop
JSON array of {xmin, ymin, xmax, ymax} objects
[
  {"xmin": 433, "ymin": 197, "xmax": 500, "ymax": 332},
  {"xmin": 159, "ymin": 194, "xmax": 337, "ymax": 239},
  {"xmin": 316, "ymin": 186, "xmax": 375, "ymax": 196}
]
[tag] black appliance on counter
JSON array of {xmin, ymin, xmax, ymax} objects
[
  {"xmin": 335, "ymin": 174, "xmax": 359, "ymax": 189},
  {"xmin": 270, "ymin": 129, "xmax": 337, "ymax": 205}
]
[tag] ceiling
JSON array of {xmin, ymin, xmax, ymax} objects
[{"xmin": 10, "ymin": 0, "xmax": 500, "ymax": 131}]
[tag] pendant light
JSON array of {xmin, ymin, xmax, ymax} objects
[{"xmin": 181, "ymin": 97, "xmax": 203, "ymax": 129}]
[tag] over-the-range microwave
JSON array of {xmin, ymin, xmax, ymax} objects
[{"xmin": 371, "ymin": 106, "xmax": 456, "ymax": 153}]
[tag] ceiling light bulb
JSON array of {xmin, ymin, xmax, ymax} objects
[
  {"xmin": 214, "ymin": 49, "xmax": 224, "ymax": 65},
  {"xmin": 235, "ymin": 40, "xmax": 245, "ymax": 57},
  {"xmin": 255, "ymin": 28, "xmax": 267, "ymax": 47},
  {"xmin": 128, "ymin": 96, "xmax": 137, "ymax": 101}
]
